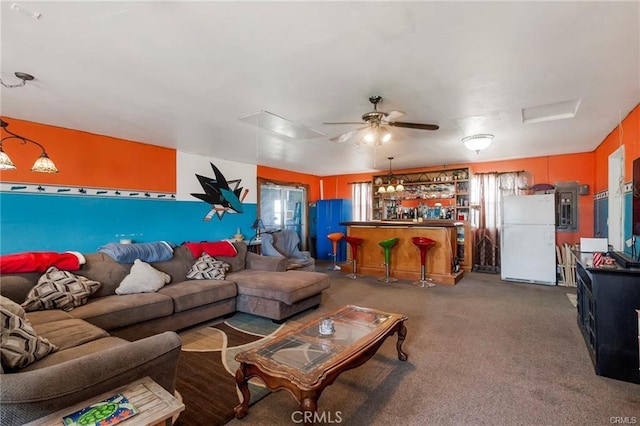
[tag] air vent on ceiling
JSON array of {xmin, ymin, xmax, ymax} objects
[{"xmin": 522, "ymin": 99, "xmax": 582, "ymax": 124}]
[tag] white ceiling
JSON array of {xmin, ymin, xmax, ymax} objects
[{"xmin": 1, "ymin": 1, "xmax": 639, "ymax": 176}]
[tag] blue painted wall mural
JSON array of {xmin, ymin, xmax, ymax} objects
[{"xmin": 0, "ymin": 192, "xmax": 257, "ymax": 254}]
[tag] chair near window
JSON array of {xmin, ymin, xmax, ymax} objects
[{"xmin": 260, "ymin": 230, "xmax": 315, "ymax": 271}]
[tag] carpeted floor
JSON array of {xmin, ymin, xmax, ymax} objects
[
  {"xmin": 214, "ymin": 265, "xmax": 638, "ymax": 426},
  {"xmin": 174, "ymin": 313, "xmax": 290, "ymax": 425}
]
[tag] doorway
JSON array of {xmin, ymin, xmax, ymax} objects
[
  {"xmin": 608, "ymin": 146, "xmax": 625, "ymax": 251},
  {"xmin": 257, "ymin": 178, "xmax": 309, "ymax": 250}
]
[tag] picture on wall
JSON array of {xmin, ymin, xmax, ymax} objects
[{"xmin": 191, "ymin": 162, "xmax": 248, "ymax": 220}]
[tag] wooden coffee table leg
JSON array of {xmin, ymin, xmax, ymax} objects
[
  {"xmin": 300, "ymin": 393, "xmax": 318, "ymax": 426},
  {"xmin": 234, "ymin": 364, "xmax": 251, "ymax": 419},
  {"xmin": 396, "ymin": 321, "xmax": 408, "ymax": 361}
]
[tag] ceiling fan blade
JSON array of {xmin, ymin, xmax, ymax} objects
[
  {"xmin": 388, "ymin": 121, "xmax": 439, "ymax": 130},
  {"xmin": 385, "ymin": 110, "xmax": 405, "ymax": 121},
  {"xmin": 323, "ymin": 121, "xmax": 366, "ymax": 125},
  {"xmin": 330, "ymin": 126, "xmax": 368, "ymax": 143}
]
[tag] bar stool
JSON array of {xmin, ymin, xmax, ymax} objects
[
  {"xmin": 345, "ymin": 236, "xmax": 364, "ymax": 279},
  {"xmin": 327, "ymin": 232, "xmax": 345, "ymax": 271},
  {"xmin": 377, "ymin": 237, "xmax": 399, "ymax": 283},
  {"xmin": 411, "ymin": 236, "xmax": 436, "ymax": 287}
]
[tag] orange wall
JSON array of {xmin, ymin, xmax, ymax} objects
[
  {"xmin": 257, "ymin": 165, "xmax": 322, "ymax": 202},
  {"xmin": 328, "ymin": 153, "xmax": 595, "ymax": 245},
  {"xmin": 0, "ymin": 117, "xmax": 176, "ymax": 192},
  {"xmin": 593, "ymin": 104, "xmax": 640, "ymax": 192}
]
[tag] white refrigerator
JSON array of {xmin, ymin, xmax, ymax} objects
[{"xmin": 501, "ymin": 194, "xmax": 556, "ymax": 285}]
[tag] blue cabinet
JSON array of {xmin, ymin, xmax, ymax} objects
[{"xmin": 315, "ymin": 199, "xmax": 352, "ymax": 261}]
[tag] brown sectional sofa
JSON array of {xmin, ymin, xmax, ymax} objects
[{"xmin": 0, "ymin": 242, "xmax": 331, "ymax": 425}]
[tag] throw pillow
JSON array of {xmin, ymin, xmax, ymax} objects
[
  {"xmin": 0, "ymin": 307, "xmax": 58, "ymax": 369},
  {"xmin": 21, "ymin": 267, "xmax": 101, "ymax": 312},
  {"xmin": 187, "ymin": 253, "xmax": 230, "ymax": 280},
  {"xmin": 0, "ymin": 295, "xmax": 26, "ymax": 319},
  {"xmin": 115, "ymin": 259, "xmax": 171, "ymax": 295}
]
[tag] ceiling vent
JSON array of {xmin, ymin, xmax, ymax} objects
[{"xmin": 522, "ymin": 99, "xmax": 582, "ymax": 124}]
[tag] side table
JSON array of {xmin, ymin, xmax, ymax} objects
[{"xmin": 25, "ymin": 376, "xmax": 184, "ymax": 426}]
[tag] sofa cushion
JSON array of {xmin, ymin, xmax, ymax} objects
[
  {"xmin": 232, "ymin": 270, "xmax": 331, "ymax": 305},
  {"xmin": 25, "ymin": 309, "xmax": 75, "ymax": 325},
  {"xmin": 33, "ymin": 318, "xmax": 109, "ymax": 350},
  {"xmin": 149, "ymin": 246, "xmax": 195, "ymax": 283},
  {"xmin": 77, "ymin": 253, "xmax": 132, "ymax": 298},
  {"xmin": 1, "ymin": 295, "xmax": 26, "ymax": 318},
  {"xmin": 0, "ymin": 308, "xmax": 58, "ymax": 370},
  {"xmin": 22, "ymin": 267, "xmax": 101, "ymax": 312},
  {"xmin": 70, "ymin": 293, "xmax": 174, "ymax": 330},
  {"xmin": 215, "ymin": 242, "xmax": 246, "ymax": 273},
  {"xmin": 20, "ymin": 336, "xmax": 129, "ymax": 371},
  {"xmin": 186, "ymin": 254, "xmax": 230, "ymax": 280},
  {"xmin": 159, "ymin": 279, "xmax": 237, "ymax": 313},
  {"xmin": 116, "ymin": 260, "xmax": 171, "ymax": 295}
]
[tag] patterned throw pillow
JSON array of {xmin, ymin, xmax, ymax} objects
[
  {"xmin": 0, "ymin": 307, "xmax": 57, "ymax": 369},
  {"xmin": 0, "ymin": 295, "xmax": 26, "ymax": 319},
  {"xmin": 21, "ymin": 266, "xmax": 101, "ymax": 312},
  {"xmin": 187, "ymin": 253, "xmax": 230, "ymax": 280}
]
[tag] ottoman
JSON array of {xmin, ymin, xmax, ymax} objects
[{"xmin": 228, "ymin": 270, "xmax": 331, "ymax": 322}]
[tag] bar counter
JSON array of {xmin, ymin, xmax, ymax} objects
[{"xmin": 340, "ymin": 221, "xmax": 464, "ymax": 285}]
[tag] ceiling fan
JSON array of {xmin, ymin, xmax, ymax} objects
[{"xmin": 325, "ymin": 95, "xmax": 439, "ymax": 145}]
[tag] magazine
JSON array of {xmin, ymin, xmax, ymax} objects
[{"xmin": 63, "ymin": 393, "xmax": 138, "ymax": 426}]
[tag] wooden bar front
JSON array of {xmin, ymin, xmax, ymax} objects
[{"xmin": 341, "ymin": 221, "xmax": 464, "ymax": 285}]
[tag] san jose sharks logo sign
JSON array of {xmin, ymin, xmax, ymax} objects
[{"xmin": 190, "ymin": 162, "xmax": 248, "ymax": 221}]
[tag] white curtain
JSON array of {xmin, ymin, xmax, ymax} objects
[
  {"xmin": 351, "ymin": 182, "xmax": 372, "ymax": 221},
  {"xmin": 470, "ymin": 171, "xmax": 523, "ymax": 272}
]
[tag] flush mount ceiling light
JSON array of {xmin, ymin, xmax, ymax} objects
[
  {"xmin": 0, "ymin": 72, "xmax": 35, "ymax": 88},
  {"xmin": 377, "ymin": 156, "xmax": 404, "ymax": 194},
  {"xmin": 0, "ymin": 119, "xmax": 58, "ymax": 173},
  {"xmin": 462, "ymin": 134, "xmax": 494, "ymax": 153}
]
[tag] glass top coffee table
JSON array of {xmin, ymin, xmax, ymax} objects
[{"xmin": 234, "ymin": 305, "xmax": 408, "ymax": 422}]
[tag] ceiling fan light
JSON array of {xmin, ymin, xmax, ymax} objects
[
  {"xmin": 386, "ymin": 184, "xmax": 396, "ymax": 193},
  {"xmin": 364, "ymin": 132, "xmax": 375, "ymax": 143},
  {"xmin": 395, "ymin": 182, "xmax": 404, "ymax": 192},
  {"xmin": 382, "ymin": 131, "xmax": 391, "ymax": 143},
  {"xmin": 462, "ymin": 134, "xmax": 494, "ymax": 153},
  {"xmin": 377, "ymin": 186, "xmax": 386, "ymax": 194}
]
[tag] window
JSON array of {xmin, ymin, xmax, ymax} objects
[
  {"xmin": 258, "ymin": 178, "xmax": 309, "ymax": 250},
  {"xmin": 351, "ymin": 182, "xmax": 372, "ymax": 221}
]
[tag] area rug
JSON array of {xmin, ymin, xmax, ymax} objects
[{"xmin": 174, "ymin": 313, "xmax": 288, "ymax": 425}]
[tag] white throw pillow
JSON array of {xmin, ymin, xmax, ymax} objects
[{"xmin": 115, "ymin": 259, "xmax": 171, "ymax": 295}]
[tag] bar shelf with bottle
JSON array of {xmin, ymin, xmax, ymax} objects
[{"xmin": 371, "ymin": 167, "xmax": 473, "ymax": 271}]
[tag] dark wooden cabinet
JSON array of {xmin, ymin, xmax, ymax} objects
[{"xmin": 575, "ymin": 252, "xmax": 640, "ymax": 384}]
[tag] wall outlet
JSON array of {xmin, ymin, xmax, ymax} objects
[{"xmin": 626, "ymin": 237, "xmax": 634, "ymax": 247}]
